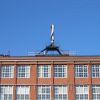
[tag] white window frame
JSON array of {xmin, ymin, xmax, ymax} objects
[
  {"xmin": 1, "ymin": 65, "xmax": 14, "ymax": 78},
  {"xmin": 0, "ymin": 85, "xmax": 13, "ymax": 100},
  {"xmin": 76, "ymin": 85, "xmax": 89, "ymax": 100},
  {"xmin": 91, "ymin": 65, "xmax": 100, "ymax": 78},
  {"xmin": 37, "ymin": 85, "xmax": 51, "ymax": 100},
  {"xmin": 38, "ymin": 65, "xmax": 51, "ymax": 78},
  {"xmin": 54, "ymin": 65, "xmax": 67, "ymax": 78},
  {"xmin": 75, "ymin": 65, "xmax": 88, "ymax": 78},
  {"xmin": 17, "ymin": 65, "xmax": 30, "ymax": 78},
  {"xmin": 54, "ymin": 85, "xmax": 68, "ymax": 100},
  {"xmin": 16, "ymin": 86, "xmax": 30, "ymax": 100},
  {"xmin": 92, "ymin": 85, "xmax": 100, "ymax": 100}
]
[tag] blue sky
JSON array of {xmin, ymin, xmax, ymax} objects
[{"xmin": 0, "ymin": 0, "xmax": 100, "ymax": 56}]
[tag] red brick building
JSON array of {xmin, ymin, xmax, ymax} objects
[
  {"xmin": 0, "ymin": 25, "xmax": 100, "ymax": 100},
  {"xmin": 0, "ymin": 55, "xmax": 100, "ymax": 100}
]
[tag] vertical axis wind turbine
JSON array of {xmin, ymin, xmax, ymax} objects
[
  {"xmin": 38, "ymin": 24, "xmax": 63, "ymax": 55},
  {"xmin": 50, "ymin": 24, "xmax": 55, "ymax": 45}
]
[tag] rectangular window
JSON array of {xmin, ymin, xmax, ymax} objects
[
  {"xmin": 37, "ymin": 86, "xmax": 51, "ymax": 100},
  {"xmin": 54, "ymin": 85, "xmax": 68, "ymax": 100},
  {"xmin": 16, "ymin": 86, "xmax": 30, "ymax": 100},
  {"xmin": 76, "ymin": 85, "xmax": 89, "ymax": 100},
  {"xmin": 1, "ymin": 65, "xmax": 14, "ymax": 78},
  {"xmin": 92, "ymin": 85, "xmax": 100, "ymax": 100},
  {"xmin": 38, "ymin": 65, "xmax": 51, "ymax": 78},
  {"xmin": 0, "ymin": 86, "xmax": 13, "ymax": 100},
  {"xmin": 91, "ymin": 65, "xmax": 100, "ymax": 78},
  {"xmin": 75, "ymin": 65, "xmax": 88, "ymax": 78},
  {"xmin": 54, "ymin": 65, "xmax": 67, "ymax": 78},
  {"xmin": 17, "ymin": 65, "xmax": 30, "ymax": 78}
]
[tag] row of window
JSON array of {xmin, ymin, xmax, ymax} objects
[
  {"xmin": 0, "ymin": 85, "xmax": 100, "ymax": 100},
  {"xmin": 0, "ymin": 64, "xmax": 100, "ymax": 78}
]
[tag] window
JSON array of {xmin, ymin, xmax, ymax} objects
[
  {"xmin": 76, "ymin": 85, "xmax": 89, "ymax": 100},
  {"xmin": 17, "ymin": 65, "xmax": 30, "ymax": 78},
  {"xmin": 37, "ymin": 86, "xmax": 51, "ymax": 100},
  {"xmin": 1, "ymin": 65, "xmax": 14, "ymax": 78},
  {"xmin": 0, "ymin": 86, "xmax": 13, "ymax": 100},
  {"xmin": 92, "ymin": 85, "xmax": 100, "ymax": 100},
  {"xmin": 75, "ymin": 65, "xmax": 88, "ymax": 78},
  {"xmin": 91, "ymin": 65, "xmax": 100, "ymax": 78},
  {"xmin": 38, "ymin": 65, "xmax": 51, "ymax": 78},
  {"xmin": 54, "ymin": 65, "xmax": 67, "ymax": 78},
  {"xmin": 54, "ymin": 85, "xmax": 68, "ymax": 100},
  {"xmin": 16, "ymin": 86, "xmax": 30, "ymax": 100}
]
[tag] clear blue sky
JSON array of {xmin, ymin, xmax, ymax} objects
[{"xmin": 0, "ymin": 0, "xmax": 100, "ymax": 56}]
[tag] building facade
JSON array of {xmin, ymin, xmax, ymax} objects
[{"xmin": 0, "ymin": 55, "xmax": 100, "ymax": 100}]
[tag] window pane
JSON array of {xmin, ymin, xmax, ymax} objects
[
  {"xmin": 75, "ymin": 65, "xmax": 88, "ymax": 78},
  {"xmin": 38, "ymin": 65, "xmax": 51, "ymax": 78},
  {"xmin": 92, "ymin": 85, "xmax": 100, "ymax": 100},
  {"xmin": 0, "ymin": 86, "xmax": 13, "ymax": 100},
  {"xmin": 91, "ymin": 65, "xmax": 100, "ymax": 78},
  {"xmin": 54, "ymin": 65, "xmax": 67, "ymax": 78},
  {"xmin": 1, "ymin": 65, "xmax": 14, "ymax": 78},
  {"xmin": 16, "ymin": 86, "xmax": 30, "ymax": 100},
  {"xmin": 54, "ymin": 85, "xmax": 68, "ymax": 100},
  {"xmin": 17, "ymin": 65, "xmax": 30, "ymax": 78},
  {"xmin": 76, "ymin": 85, "xmax": 89, "ymax": 100},
  {"xmin": 37, "ymin": 86, "xmax": 51, "ymax": 100}
]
